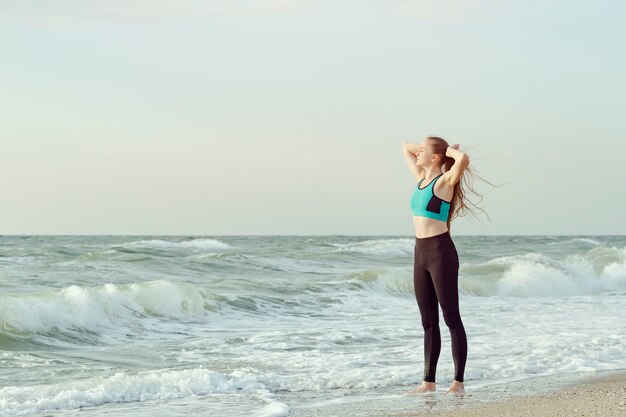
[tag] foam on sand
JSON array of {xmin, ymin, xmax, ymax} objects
[{"xmin": 0, "ymin": 367, "xmax": 288, "ymax": 416}]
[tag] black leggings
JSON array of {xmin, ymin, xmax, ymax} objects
[{"xmin": 413, "ymin": 231, "xmax": 467, "ymax": 383}]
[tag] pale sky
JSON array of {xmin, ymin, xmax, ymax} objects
[{"xmin": 1, "ymin": 0, "xmax": 625, "ymax": 235}]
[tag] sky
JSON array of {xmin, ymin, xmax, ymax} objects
[{"xmin": 1, "ymin": 0, "xmax": 625, "ymax": 236}]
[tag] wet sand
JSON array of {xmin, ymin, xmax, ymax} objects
[
  {"xmin": 378, "ymin": 371, "xmax": 626, "ymax": 417},
  {"xmin": 285, "ymin": 370, "xmax": 626, "ymax": 417}
]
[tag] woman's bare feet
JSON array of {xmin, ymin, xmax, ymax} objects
[
  {"xmin": 405, "ymin": 381, "xmax": 436, "ymax": 395},
  {"xmin": 445, "ymin": 380, "xmax": 465, "ymax": 395}
]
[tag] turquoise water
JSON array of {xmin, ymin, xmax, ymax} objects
[{"xmin": 1, "ymin": 235, "xmax": 625, "ymax": 416}]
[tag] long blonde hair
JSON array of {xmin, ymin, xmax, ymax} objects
[{"xmin": 426, "ymin": 136, "xmax": 493, "ymax": 232}]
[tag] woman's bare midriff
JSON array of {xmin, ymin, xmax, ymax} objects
[{"xmin": 413, "ymin": 216, "xmax": 448, "ymax": 238}]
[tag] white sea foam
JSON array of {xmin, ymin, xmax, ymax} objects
[
  {"xmin": 183, "ymin": 294, "xmax": 625, "ymax": 395},
  {"xmin": 256, "ymin": 401, "xmax": 290, "ymax": 417},
  {"xmin": 0, "ymin": 367, "xmax": 286, "ymax": 417},
  {"xmin": 119, "ymin": 238, "xmax": 232, "ymax": 250},
  {"xmin": 601, "ymin": 258, "xmax": 626, "ymax": 287},
  {"xmin": 327, "ymin": 238, "xmax": 413, "ymax": 256},
  {"xmin": 0, "ymin": 280, "xmax": 211, "ymax": 337},
  {"xmin": 571, "ymin": 237, "xmax": 601, "ymax": 246},
  {"xmin": 459, "ymin": 249, "xmax": 626, "ymax": 297}
]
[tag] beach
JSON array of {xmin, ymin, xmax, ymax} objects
[
  {"xmin": 283, "ymin": 369, "xmax": 626, "ymax": 417},
  {"xmin": 376, "ymin": 372, "xmax": 626, "ymax": 417},
  {"xmin": 380, "ymin": 370, "xmax": 626, "ymax": 417}
]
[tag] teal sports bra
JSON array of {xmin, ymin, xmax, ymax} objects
[{"xmin": 410, "ymin": 174, "xmax": 451, "ymax": 222}]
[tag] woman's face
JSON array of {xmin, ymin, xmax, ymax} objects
[{"xmin": 415, "ymin": 140, "xmax": 435, "ymax": 168}]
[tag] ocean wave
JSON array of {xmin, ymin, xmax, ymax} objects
[
  {"xmin": 238, "ymin": 255, "xmax": 351, "ymax": 275},
  {"xmin": 185, "ymin": 252, "xmax": 353, "ymax": 276},
  {"xmin": 0, "ymin": 366, "xmax": 284, "ymax": 416},
  {"xmin": 345, "ymin": 268, "xmax": 415, "ymax": 297},
  {"xmin": 341, "ymin": 247, "xmax": 626, "ymax": 299},
  {"xmin": 0, "ymin": 277, "xmax": 353, "ymax": 345},
  {"xmin": 326, "ymin": 238, "xmax": 413, "ymax": 256},
  {"xmin": 460, "ymin": 247, "xmax": 626, "ymax": 297},
  {"xmin": 571, "ymin": 237, "xmax": 601, "ymax": 246},
  {"xmin": 71, "ymin": 249, "xmax": 153, "ymax": 263},
  {"xmin": 0, "ymin": 280, "xmax": 215, "ymax": 342},
  {"xmin": 117, "ymin": 238, "xmax": 233, "ymax": 250}
]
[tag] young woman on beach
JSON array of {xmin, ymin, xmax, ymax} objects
[{"xmin": 402, "ymin": 136, "xmax": 479, "ymax": 396}]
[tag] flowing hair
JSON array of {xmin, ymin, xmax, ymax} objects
[{"xmin": 426, "ymin": 136, "xmax": 494, "ymax": 233}]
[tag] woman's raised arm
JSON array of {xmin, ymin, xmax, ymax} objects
[
  {"xmin": 403, "ymin": 142, "xmax": 425, "ymax": 181},
  {"xmin": 442, "ymin": 144, "xmax": 470, "ymax": 187}
]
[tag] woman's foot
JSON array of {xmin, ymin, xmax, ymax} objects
[
  {"xmin": 405, "ymin": 381, "xmax": 436, "ymax": 395},
  {"xmin": 445, "ymin": 380, "xmax": 465, "ymax": 395}
]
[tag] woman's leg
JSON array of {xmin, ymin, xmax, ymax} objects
[
  {"xmin": 413, "ymin": 251, "xmax": 441, "ymax": 383},
  {"xmin": 428, "ymin": 246, "xmax": 467, "ymax": 383}
]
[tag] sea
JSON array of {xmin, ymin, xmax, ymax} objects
[{"xmin": 1, "ymin": 235, "xmax": 625, "ymax": 416}]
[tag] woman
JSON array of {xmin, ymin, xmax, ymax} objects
[{"xmin": 402, "ymin": 136, "xmax": 472, "ymax": 396}]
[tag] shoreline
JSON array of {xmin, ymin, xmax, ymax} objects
[
  {"xmin": 375, "ymin": 370, "xmax": 626, "ymax": 417},
  {"xmin": 286, "ymin": 369, "xmax": 626, "ymax": 417}
]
